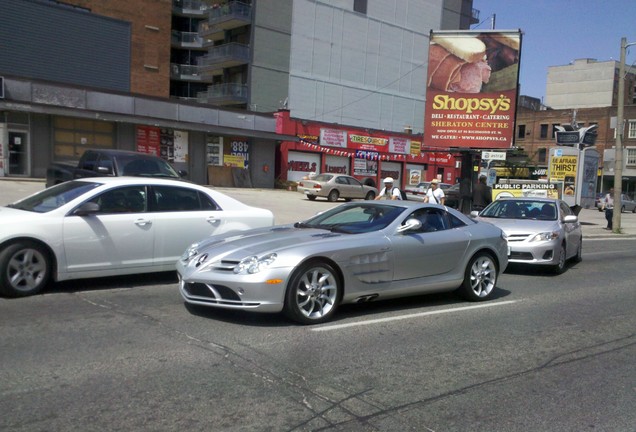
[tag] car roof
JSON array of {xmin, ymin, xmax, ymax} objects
[{"xmin": 74, "ymin": 176, "xmax": 195, "ymax": 188}]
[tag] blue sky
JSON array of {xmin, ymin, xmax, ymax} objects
[{"xmin": 473, "ymin": 0, "xmax": 636, "ymax": 102}]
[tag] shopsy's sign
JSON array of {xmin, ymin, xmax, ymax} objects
[{"xmin": 424, "ymin": 30, "xmax": 522, "ymax": 149}]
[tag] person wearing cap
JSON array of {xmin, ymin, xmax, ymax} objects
[
  {"xmin": 423, "ymin": 178, "xmax": 445, "ymax": 205},
  {"xmin": 375, "ymin": 177, "xmax": 402, "ymax": 200}
]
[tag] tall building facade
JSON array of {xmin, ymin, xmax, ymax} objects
[{"xmin": 545, "ymin": 58, "xmax": 636, "ymax": 109}]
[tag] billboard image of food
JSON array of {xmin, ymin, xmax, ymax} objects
[{"xmin": 424, "ymin": 30, "xmax": 522, "ymax": 149}]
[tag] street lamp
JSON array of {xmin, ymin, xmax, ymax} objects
[{"xmin": 613, "ymin": 37, "xmax": 636, "ymax": 233}]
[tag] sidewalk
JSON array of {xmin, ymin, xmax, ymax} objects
[{"xmin": 1, "ymin": 177, "xmax": 636, "ymax": 238}]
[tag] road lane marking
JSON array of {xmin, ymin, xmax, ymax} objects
[{"xmin": 312, "ymin": 300, "xmax": 518, "ymax": 332}]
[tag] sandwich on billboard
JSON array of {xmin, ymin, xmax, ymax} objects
[{"xmin": 424, "ymin": 30, "xmax": 522, "ymax": 149}]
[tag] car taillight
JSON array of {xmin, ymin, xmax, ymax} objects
[
  {"xmin": 313, "ymin": 184, "xmax": 321, "ymax": 190},
  {"xmin": 298, "ymin": 182, "xmax": 304, "ymax": 187}
]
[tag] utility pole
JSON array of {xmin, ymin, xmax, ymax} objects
[{"xmin": 613, "ymin": 37, "xmax": 635, "ymax": 233}]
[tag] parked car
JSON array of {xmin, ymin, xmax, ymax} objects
[
  {"xmin": 472, "ymin": 197, "xmax": 582, "ymax": 274},
  {"xmin": 178, "ymin": 201, "xmax": 509, "ymax": 324},
  {"xmin": 297, "ymin": 174, "xmax": 377, "ymax": 202},
  {"xmin": 46, "ymin": 149, "xmax": 187, "ymax": 187},
  {"xmin": 0, "ymin": 178, "xmax": 274, "ymax": 297}
]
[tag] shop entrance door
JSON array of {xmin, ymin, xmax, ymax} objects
[{"xmin": 8, "ymin": 131, "xmax": 28, "ymax": 176}]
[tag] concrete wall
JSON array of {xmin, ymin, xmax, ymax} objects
[{"xmin": 287, "ymin": 0, "xmax": 441, "ymax": 134}]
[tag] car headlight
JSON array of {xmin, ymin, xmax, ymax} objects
[
  {"xmin": 234, "ymin": 253, "xmax": 277, "ymax": 274},
  {"xmin": 181, "ymin": 243, "xmax": 199, "ymax": 262},
  {"xmin": 529, "ymin": 231, "xmax": 559, "ymax": 242}
]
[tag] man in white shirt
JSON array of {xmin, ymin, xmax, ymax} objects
[
  {"xmin": 604, "ymin": 187, "xmax": 614, "ymax": 230},
  {"xmin": 424, "ymin": 178, "xmax": 445, "ymax": 205},
  {"xmin": 375, "ymin": 177, "xmax": 402, "ymax": 200}
]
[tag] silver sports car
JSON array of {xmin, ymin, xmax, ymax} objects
[
  {"xmin": 472, "ymin": 197, "xmax": 582, "ymax": 274},
  {"xmin": 178, "ymin": 201, "xmax": 509, "ymax": 324}
]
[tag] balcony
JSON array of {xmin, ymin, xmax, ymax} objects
[
  {"xmin": 198, "ymin": 1, "xmax": 251, "ymax": 41},
  {"xmin": 197, "ymin": 83, "xmax": 248, "ymax": 106},
  {"xmin": 197, "ymin": 43, "xmax": 250, "ymax": 77},
  {"xmin": 171, "ymin": 31, "xmax": 205, "ymax": 50},
  {"xmin": 170, "ymin": 63, "xmax": 213, "ymax": 82},
  {"xmin": 172, "ymin": 0, "xmax": 209, "ymax": 17}
]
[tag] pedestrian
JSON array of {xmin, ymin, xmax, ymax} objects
[
  {"xmin": 472, "ymin": 175, "xmax": 492, "ymax": 212},
  {"xmin": 423, "ymin": 178, "xmax": 445, "ymax": 205},
  {"xmin": 459, "ymin": 177, "xmax": 472, "ymax": 213},
  {"xmin": 375, "ymin": 177, "xmax": 402, "ymax": 200},
  {"xmin": 604, "ymin": 187, "xmax": 614, "ymax": 230}
]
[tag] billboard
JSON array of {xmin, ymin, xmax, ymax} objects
[{"xmin": 424, "ymin": 30, "xmax": 522, "ymax": 149}]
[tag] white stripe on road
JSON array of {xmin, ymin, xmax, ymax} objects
[{"xmin": 311, "ymin": 300, "xmax": 518, "ymax": 332}]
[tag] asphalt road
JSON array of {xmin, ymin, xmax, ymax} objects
[{"xmin": 1, "ymin": 180, "xmax": 635, "ymax": 431}]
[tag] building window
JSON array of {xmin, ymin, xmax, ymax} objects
[
  {"xmin": 540, "ymin": 124, "xmax": 548, "ymax": 139},
  {"xmin": 627, "ymin": 148, "xmax": 636, "ymax": 166},
  {"xmin": 517, "ymin": 124, "xmax": 526, "ymax": 139},
  {"xmin": 353, "ymin": 0, "xmax": 367, "ymax": 14},
  {"xmin": 551, "ymin": 124, "xmax": 560, "ymax": 139},
  {"xmin": 538, "ymin": 148, "xmax": 547, "ymax": 163},
  {"xmin": 628, "ymin": 120, "xmax": 636, "ymax": 139}
]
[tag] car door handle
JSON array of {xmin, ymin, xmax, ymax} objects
[
  {"xmin": 134, "ymin": 218, "xmax": 152, "ymax": 226},
  {"xmin": 206, "ymin": 216, "xmax": 219, "ymax": 224}
]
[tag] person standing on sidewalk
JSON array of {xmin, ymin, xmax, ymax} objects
[
  {"xmin": 471, "ymin": 175, "xmax": 492, "ymax": 212},
  {"xmin": 604, "ymin": 187, "xmax": 614, "ymax": 230}
]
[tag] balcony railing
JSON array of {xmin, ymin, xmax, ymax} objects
[
  {"xmin": 197, "ymin": 43, "xmax": 250, "ymax": 76},
  {"xmin": 198, "ymin": 1, "xmax": 251, "ymax": 40},
  {"xmin": 171, "ymin": 31, "xmax": 205, "ymax": 49},
  {"xmin": 170, "ymin": 63, "xmax": 213, "ymax": 82},
  {"xmin": 197, "ymin": 83, "xmax": 248, "ymax": 106},
  {"xmin": 173, "ymin": 0, "xmax": 209, "ymax": 16}
]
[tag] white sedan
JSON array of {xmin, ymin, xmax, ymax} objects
[{"xmin": 0, "ymin": 177, "xmax": 274, "ymax": 297}]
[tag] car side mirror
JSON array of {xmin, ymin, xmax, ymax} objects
[
  {"xmin": 563, "ymin": 215, "xmax": 578, "ymax": 224},
  {"xmin": 73, "ymin": 202, "xmax": 100, "ymax": 216},
  {"xmin": 397, "ymin": 218, "xmax": 421, "ymax": 233},
  {"xmin": 178, "ymin": 170, "xmax": 188, "ymax": 178},
  {"xmin": 470, "ymin": 210, "xmax": 480, "ymax": 218}
]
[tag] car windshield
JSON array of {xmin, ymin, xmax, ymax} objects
[
  {"xmin": 480, "ymin": 200, "xmax": 557, "ymax": 221},
  {"xmin": 294, "ymin": 203, "xmax": 404, "ymax": 233},
  {"xmin": 6, "ymin": 181, "xmax": 101, "ymax": 213},
  {"xmin": 118, "ymin": 155, "xmax": 180, "ymax": 178}
]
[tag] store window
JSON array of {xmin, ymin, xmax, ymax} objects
[
  {"xmin": 53, "ymin": 116, "xmax": 114, "ymax": 160},
  {"xmin": 206, "ymin": 135, "xmax": 223, "ymax": 166}
]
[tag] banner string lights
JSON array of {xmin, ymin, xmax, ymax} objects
[{"xmin": 297, "ymin": 137, "xmax": 412, "ymax": 161}]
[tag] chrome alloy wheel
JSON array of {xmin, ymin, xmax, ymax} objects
[
  {"xmin": 285, "ymin": 262, "xmax": 341, "ymax": 324},
  {"xmin": 468, "ymin": 255, "xmax": 497, "ymax": 298}
]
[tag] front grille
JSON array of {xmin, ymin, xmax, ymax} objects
[
  {"xmin": 183, "ymin": 282, "xmax": 240, "ymax": 301},
  {"xmin": 507, "ymin": 233, "xmax": 531, "ymax": 242},
  {"xmin": 509, "ymin": 251, "xmax": 533, "ymax": 260}
]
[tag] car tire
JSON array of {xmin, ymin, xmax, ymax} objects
[
  {"xmin": 365, "ymin": 191, "xmax": 376, "ymax": 200},
  {"xmin": 284, "ymin": 260, "xmax": 341, "ymax": 324},
  {"xmin": 573, "ymin": 238, "xmax": 583, "ymax": 263},
  {"xmin": 457, "ymin": 252, "xmax": 497, "ymax": 301},
  {"xmin": 0, "ymin": 241, "xmax": 51, "ymax": 298},
  {"xmin": 327, "ymin": 190, "xmax": 339, "ymax": 202},
  {"xmin": 552, "ymin": 243, "xmax": 567, "ymax": 274},
  {"xmin": 307, "ymin": 195, "xmax": 317, "ymax": 201}
]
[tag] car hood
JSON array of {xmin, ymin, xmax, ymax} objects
[
  {"xmin": 0, "ymin": 206, "xmax": 42, "ymax": 223},
  {"xmin": 477, "ymin": 217, "xmax": 559, "ymax": 234},
  {"xmin": 183, "ymin": 224, "xmax": 375, "ymax": 266}
]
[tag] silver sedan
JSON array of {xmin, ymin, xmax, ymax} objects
[
  {"xmin": 178, "ymin": 201, "xmax": 509, "ymax": 324},
  {"xmin": 472, "ymin": 197, "xmax": 582, "ymax": 274},
  {"xmin": 297, "ymin": 174, "xmax": 377, "ymax": 202}
]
